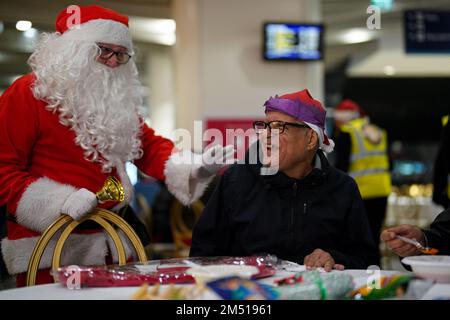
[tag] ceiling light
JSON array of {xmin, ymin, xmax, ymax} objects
[
  {"xmin": 0, "ymin": 52, "xmax": 7, "ymax": 63},
  {"xmin": 145, "ymin": 19, "xmax": 176, "ymax": 34},
  {"xmin": 16, "ymin": 20, "xmax": 32, "ymax": 32},
  {"xmin": 129, "ymin": 17, "xmax": 176, "ymax": 46},
  {"xmin": 24, "ymin": 28, "xmax": 38, "ymax": 38},
  {"xmin": 384, "ymin": 65, "xmax": 396, "ymax": 76},
  {"xmin": 371, "ymin": 0, "xmax": 394, "ymax": 11},
  {"xmin": 340, "ymin": 28, "xmax": 373, "ymax": 44}
]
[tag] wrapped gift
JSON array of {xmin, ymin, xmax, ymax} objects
[{"xmin": 275, "ymin": 270, "xmax": 355, "ymax": 300}]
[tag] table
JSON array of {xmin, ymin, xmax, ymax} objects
[{"xmin": 0, "ymin": 267, "xmax": 448, "ymax": 300}]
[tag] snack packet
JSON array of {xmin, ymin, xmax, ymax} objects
[
  {"xmin": 349, "ymin": 274, "xmax": 412, "ymax": 300},
  {"xmin": 206, "ymin": 276, "xmax": 279, "ymax": 300}
]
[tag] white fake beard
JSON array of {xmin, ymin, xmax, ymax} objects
[{"xmin": 29, "ymin": 33, "xmax": 147, "ymax": 172}]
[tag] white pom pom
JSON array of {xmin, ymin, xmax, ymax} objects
[{"xmin": 321, "ymin": 138, "xmax": 335, "ymax": 153}]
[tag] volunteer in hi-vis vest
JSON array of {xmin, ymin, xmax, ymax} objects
[
  {"xmin": 334, "ymin": 99, "xmax": 391, "ymax": 265},
  {"xmin": 432, "ymin": 115, "xmax": 449, "ymax": 209}
]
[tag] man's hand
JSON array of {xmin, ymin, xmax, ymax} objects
[
  {"xmin": 380, "ymin": 225, "xmax": 424, "ymax": 257},
  {"xmin": 61, "ymin": 188, "xmax": 97, "ymax": 220},
  {"xmin": 195, "ymin": 144, "xmax": 235, "ymax": 178},
  {"xmin": 304, "ymin": 249, "xmax": 345, "ymax": 272}
]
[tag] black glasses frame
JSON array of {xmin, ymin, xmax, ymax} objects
[
  {"xmin": 252, "ymin": 120, "xmax": 310, "ymax": 134},
  {"xmin": 96, "ymin": 44, "xmax": 132, "ymax": 65}
]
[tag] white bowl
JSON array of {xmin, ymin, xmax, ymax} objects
[
  {"xmin": 185, "ymin": 264, "xmax": 259, "ymax": 284},
  {"xmin": 402, "ymin": 255, "xmax": 450, "ymax": 283}
]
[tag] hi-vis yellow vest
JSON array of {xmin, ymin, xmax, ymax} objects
[
  {"xmin": 443, "ymin": 115, "xmax": 450, "ymax": 198},
  {"xmin": 341, "ymin": 118, "xmax": 392, "ymax": 199}
]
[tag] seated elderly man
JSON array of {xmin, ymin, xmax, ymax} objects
[{"xmin": 190, "ymin": 90, "xmax": 378, "ymax": 271}]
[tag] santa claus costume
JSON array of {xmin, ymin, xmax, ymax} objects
[{"xmin": 0, "ymin": 5, "xmax": 228, "ymax": 286}]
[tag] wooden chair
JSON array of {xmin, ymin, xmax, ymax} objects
[
  {"xmin": 135, "ymin": 194, "xmax": 153, "ymax": 236},
  {"xmin": 26, "ymin": 208, "xmax": 147, "ymax": 286},
  {"xmin": 169, "ymin": 200, "xmax": 204, "ymax": 258},
  {"xmin": 135, "ymin": 194, "xmax": 154, "ymax": 256}
]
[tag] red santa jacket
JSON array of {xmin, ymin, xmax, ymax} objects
[{"xmin": 0, "ymin": 74, "xmax": 186, "ymax": 274}]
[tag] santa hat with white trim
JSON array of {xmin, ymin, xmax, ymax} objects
[
  {"xmin": 55, "ymin": 5, "xmax": 133, "ymax": 52},
  {"xmin": 334, "ymin": 99, "xmax": 365, "ymax": 123},
  {"xmin": 264, "ymin": 89, "xmax": 335, "ymax": 153}
]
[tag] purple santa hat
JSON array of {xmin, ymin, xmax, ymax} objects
[{"xmin": 264, "ymin": 89, "xmax": 334, "ymax": 153}]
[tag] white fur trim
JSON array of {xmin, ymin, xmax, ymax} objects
[
  {"xmin": 1, "ymin": 233, "xmax": 108, "ymax": 275},
  {"xmin": 322, "ymin": 138, "xmax": 335, "ymax": 153},
  {"xmin": 334, "ymin": 110, "xmax": 360, "ymax": 122},
  {"xmin": 164, "ymin": 151, "xmax": 214, "ymax": 206},
  {"xmin": 104, "ymin": 229, "xmax": 135, "ymax": 263},
  {"xmin": 112, "ymin": 160, "xmax": 133, "ymax": 211},
  {"xmin": 304, "ymin": 122, "xmax": 335, "ymax": 153},
  {"xmin": 16, "ymin": 177, "xmax": 78, "ymax": 233},
  {"xmin": 61, "ymin": 19, "xmax": 133, "ymax": 52}
]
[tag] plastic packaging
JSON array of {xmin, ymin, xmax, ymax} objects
[
  {"xmin": 54, "ymin": 255, "xmax": 277, "ymax": 288},
  {"xmin": 206, "ymin": 276, "xmax": 279, "ymax": 300},
  {"xmin": 275, "ymin": 270, "xmax": 355, "ymax": 300},
  {"xmin": 349, "ymin": 274, "xmax": 412, "ymax": 300}
]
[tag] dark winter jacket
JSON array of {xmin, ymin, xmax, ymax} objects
[
  {"xmin": 423, "ymin": 208, "xmax": 450, "ymax": 254},
  {"xmin": 432, "ymin": 120, "xmax": 449, "ymax": 208},
  {"xmin": 190, "ymin": 149, "xmax": 378, "ymax": 269}
]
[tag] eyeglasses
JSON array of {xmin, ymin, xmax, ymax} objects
[
  {"xmin": 253, "ymin": 120, "xmax": 310, "ymax": 134},
  {"xmin": 97, "ymin": 44, "xmax": 132, "ymax": 65}
]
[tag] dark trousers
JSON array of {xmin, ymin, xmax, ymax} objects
[
  {"xmin": 118, "ymin": 205, "xmax": 151, "ymax": 247},
  {"xmin": 363, "ymin": 197, "xmax": 388, "ymax": 267}
]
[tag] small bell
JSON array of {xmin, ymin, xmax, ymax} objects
[{"xmin": 96, "ymin": 176, "xmax": 125, "ymax": 203}]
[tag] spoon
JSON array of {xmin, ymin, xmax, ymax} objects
[{"xmin": 395, "ymin": 235, "xmax": 439, "ymax": 255}]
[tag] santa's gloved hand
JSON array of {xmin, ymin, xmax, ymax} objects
[
  {"xmin": 61, "ymin": 188, "xmax": 97, "ymax": 220},
  {"xmin": 194, "ymin": 144, "xmax": 235, "ymax": 178}
]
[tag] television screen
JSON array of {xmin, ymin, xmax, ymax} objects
[
  {"xmin": 263, "ymin": 22, "xmax": 324, "ymax": 61},
  {"xmin": 404, "ymin": 10, "xmax": 450, "ymax": 54}
]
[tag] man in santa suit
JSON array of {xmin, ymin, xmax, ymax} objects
[{"xmin": 0, "ymin": 5, "xmax": 233, "ymax": 286}]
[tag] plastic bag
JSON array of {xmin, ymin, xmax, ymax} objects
[
  {"xmin": 275, "ymin": 270, "xmax": 354, "ymax": 300},
  {"xmin": 54, "ymin": 255, "xmax": 277, "ymax": 288}
]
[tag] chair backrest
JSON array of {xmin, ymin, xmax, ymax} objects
[
  {"xmin": 169, "ymin": 200, "xmax": 204, "ymax": 258},
  {"xmin": 135, "ymin": 194, "xmax": 153, "ymax": 237},
  {"xmin": 26, "ymin": 208, "xmax": 148, "ymax": 286}
]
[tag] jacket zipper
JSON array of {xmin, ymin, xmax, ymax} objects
[{"xmin": 289, "ymin": 182, "xmax": 298, "ymax": 240}]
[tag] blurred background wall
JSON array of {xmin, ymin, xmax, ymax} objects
[{"xmin": 173, "ymin": 0, "xmax": 322, "ymax": 136}]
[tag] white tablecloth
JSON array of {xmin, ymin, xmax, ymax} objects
[{"xmin": 1, "ymin": 267, "xmax": 447, "ymax": 300}]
